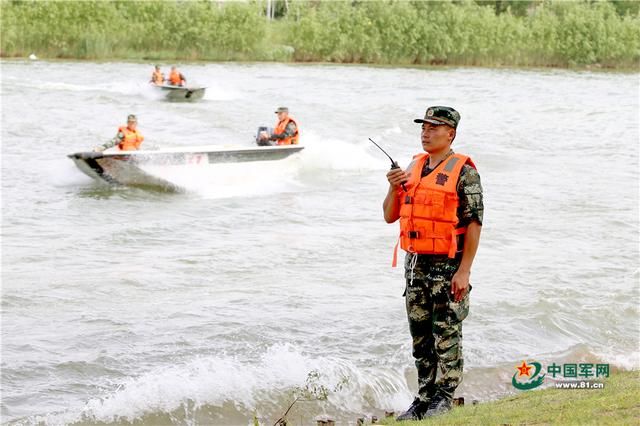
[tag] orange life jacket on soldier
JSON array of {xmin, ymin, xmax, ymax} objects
[
  {"xmin": 168, "ymin": 70, "xmax": 183, "ymax": 85},
  {"xmin": 117, "ymin": 126, "xmax": 144, "ymax": 151},
  {"xmin": 396, "ymin": 153, "xmax": 476, "ymax": 262},
  {"xmin": 274, "ymin": 115, "xmax": 299, "ymax": 145},
  {"xmin": 152, "ymin": 70, "xmax": 164, "ymax": 84}
]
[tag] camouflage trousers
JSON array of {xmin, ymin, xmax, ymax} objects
[{"xmin": 404, "ymin": 253, "xmax": 470, "ymax": 402}]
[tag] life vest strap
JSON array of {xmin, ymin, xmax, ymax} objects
[
  {"xmin": 407, "ymin": 229, "xmax": 458, "ymax": 240},
  {"xmin": 392, "ymin": 235, "xmax": 400, "ymax": 268},
  {"xmin": 448, "ymin": 226, "xmax": 467, "ymax": 258}
]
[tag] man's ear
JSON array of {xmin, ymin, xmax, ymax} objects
[{"xmin": 449, "ymin": 127, "xmax": 457, "ymax": 143}]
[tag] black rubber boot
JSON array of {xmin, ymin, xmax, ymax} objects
[
  {"xmin": 424, "ymin": 394, "xmax": 453, "ymax": 417},
  {"xmin": 396, "ymin": 397, "xmax": 429, "ymax": 421}
]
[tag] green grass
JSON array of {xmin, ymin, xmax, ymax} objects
[{"xmin": 382, "ymin": 370, "xmax": 640, "ymax": 426}]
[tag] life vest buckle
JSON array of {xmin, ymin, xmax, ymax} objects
[
  {"xmin": 404, "ymin": 195, "xmax": 412, "ymax": 204},
  {"xmin": 408, "ymin": 231, "xmax": 419, "ymax": 239}
]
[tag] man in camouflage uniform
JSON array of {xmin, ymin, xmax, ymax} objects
[
  {"xmin": 95, "ymin": 114, "xmax": 144, "ymax": 152},
  {"xmin": 257, "ymin": 106, "xmax": 299, "ymax": 146},
  {"xmin": 382, "ymin": 106, "xmax": 483, "ymax": 420}
]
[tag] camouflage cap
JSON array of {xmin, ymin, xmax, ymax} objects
[
  {"xmin": 274, "ymin": 107, "xmax": 289, "ymax": 113},
  {"xmin": 127, "ymin": 114, "xmax": 137, "ymax": 121},
  {"xmin": 414, "ymin": 106, "xmax": 460, "ymax": 129}
]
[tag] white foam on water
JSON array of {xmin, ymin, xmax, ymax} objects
[
  {"xmin": 594, "ymin": 350, "xmax": 640, "ymax": 371},
  {"xmin": 31, "ymin": 343, "xmax": 411, "ymax": 425},
  {"xmin": 202, "ymin": 83, "xmax": 243, "ymax": 101},
  {"xmin": 105, "ymin": 81, "xmax": 166, "ymax": 100},
  {"xmin": 15, "ymin": 78, "xmax": 162, "ymax": 100},
  {"xmin": 138, "ymin": 157, "xmax": 302, "ymax": 199},
  {"xmin": 31, "ymin": 80, "xmax": 99, "ymax": 92},
  {"xmin": 47, "ymin": 158, "xmax": 95, "ymax": 186},
  {"xmin": 96, "ymin": 80, "xmax": 235, "ymax": 101},
  {"xmin": 132, "ymin": 129, "xmax": 392, "ymax": 197},
  {"xmin": 296, "ymin": 130, "xmax": 388, "ymax": 172}
]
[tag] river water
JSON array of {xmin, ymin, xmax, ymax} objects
[{"xmin": 1, "ymin": 61, "xmax": 638, "ymax": 425}]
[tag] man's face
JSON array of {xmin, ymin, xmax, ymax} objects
[
  {"xmin": 276, "ymin": 111, "xmax": 287, "ymax": 121},
  {"xmin": 127, "ymin": 120, "xmax": 137, "ymax": 130},
  {"xmin": 421, "ymin": 122, "xmax": 454, "ymax": 152}
]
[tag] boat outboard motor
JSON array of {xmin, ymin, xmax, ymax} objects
[{"xmin": 255, "ymin": 126, "xmax": 275, "ymax": 146}]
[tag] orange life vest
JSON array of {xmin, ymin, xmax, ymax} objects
[
  {"xmin": 151, "ymin": 70, "xmax": 164, "ymax": 84},
  {"xmin": 168, "ymin": 70, "xmax": 183, "ymax": 86},
  {"xmin": 274, "ymin": 116, "xmax": 299, "ymax": 145},
  {"xmin": 117, "ymin": 126, "xmax": 144, "ymax": 151},
  {"xmin": 395, "ymin": 153, "xmax": 475, "ymax": 264}
]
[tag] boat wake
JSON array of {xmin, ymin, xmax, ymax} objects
[
  {"xmin": 65, "ymin": 128, "xmax": 390, "ymax": 199},
  {"xmin": 131, "ymin": 133, "xmax": 388, "ymax": 198},
  {"xmin": 139, "ymin": 159, "xmax": 303, "ymax": 199}
]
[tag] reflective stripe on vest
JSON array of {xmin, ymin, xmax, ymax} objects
[
  {"xmin": 117, "ymin": 126, "xmax": 144, "ymax": 151},
  {"xmin": 274, "ymin": 116, "xmax": 299, "ymax": 145},
  {"xmin": 395, "ymin": 153, "xmax": 472, "ymax": 263}
]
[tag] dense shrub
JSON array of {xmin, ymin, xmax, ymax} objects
[{"xmin": 1, "ymin": 0, "xmax": 638, "ymax": 68}]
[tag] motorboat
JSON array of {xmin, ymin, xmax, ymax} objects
[
  {"xmin": 152, "ymin": 84, "xmax": 206, "ymax": 101},
  {"xmin": 68, "ymin": 144, "xmax": 304, "ymax": 187}
]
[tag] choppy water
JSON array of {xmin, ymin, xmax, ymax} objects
[{"xmin": 1, "ymin": 60, "xmax": 638, "ymax": 425}]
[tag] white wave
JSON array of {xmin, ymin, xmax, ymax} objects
[
  {"xmin": 31, "ymin": 81, "xmax": 99, "ymax": 92},
  {"xmin": 93, "ymin": 81, "xmax": 166, "ymax": 100},
  {"xmin": 131, "ymin": 131, "xmax": 391, "ymax": 196},
  {"xmin": 202, "ymin": 83, "xmax": 243, "ymax": 101},
  {"xmin": 138, "ymin": 157, "xmax": 302, "ymax": 199},
  {"xmin": 296, "ymin": 130, "xmax": 388, "ymax": 172},
  {"xmin": 48, "ymin": 159, "xmax": 95, "ymax": 186},
  {"xmin": 14, "ymin": 78, "xmax": 162, "ymax": 100},
  {"xmin": 32, "ymin": 343, "xmax": 411, "ymax": 425},
  {"xmin": 592, "ymin": 348, "xmax": 640, "ymax": 371}
]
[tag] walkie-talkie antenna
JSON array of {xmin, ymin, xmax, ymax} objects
[
  {"xmin": 368, "ymin": 138, "xmax": 407, "ymax": 192},
  {"xmin": 368, "ymin": 138, "xmax": 395, "ymax": 164}
]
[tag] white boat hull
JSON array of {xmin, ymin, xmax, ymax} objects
[
  {"xmin": 68, "ymin": 145, "xmax": 304, "ymax": 187},
  {"xmin": 154, "ymin": 84, "xmax": 206, "ymax": 101}
]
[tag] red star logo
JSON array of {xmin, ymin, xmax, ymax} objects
[{"xmin": 516, "ymin": 361, "xmax": 533, "ymax": 377}]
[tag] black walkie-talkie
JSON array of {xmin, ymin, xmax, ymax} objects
[{"xmin": 368, "ymin": 138, "xmax": 407, "ymax": 192}]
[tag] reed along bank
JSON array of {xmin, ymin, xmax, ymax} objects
[{"xmin": 1, "ymin": 0, "xmax": 639, "ymax": 69}]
